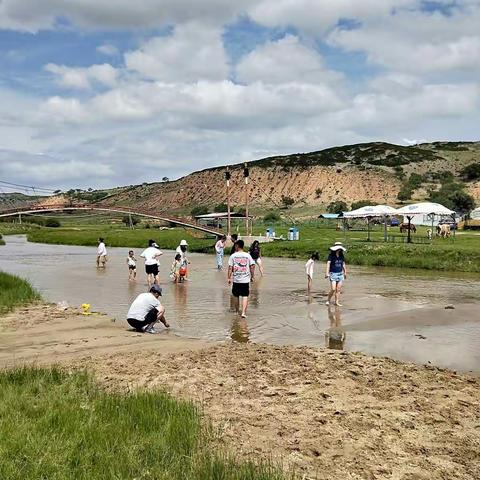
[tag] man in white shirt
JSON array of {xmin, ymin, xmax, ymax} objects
[
  {"xmin": 140, "ymin": 240, "xmax": 163, "ymax": 287},
  {"xmin": 126, "ymin": 284, "xmax": 169, "ymax": 333},
  {"xmin": 96, "ymin": 237, "xmax": 107, "ymax": 268},
  {"xmin": 228, "ymin": 239, "xmax": 255, "ymax": 318}
]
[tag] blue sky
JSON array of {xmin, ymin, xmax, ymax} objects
[{"xmin": 0, "ymin": 0, "xmax": 479, "ymax": 191}]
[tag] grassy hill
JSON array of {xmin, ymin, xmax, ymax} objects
[{"xmin": 7, "ymin": 141, "xmax": 479, "ymax": 218}]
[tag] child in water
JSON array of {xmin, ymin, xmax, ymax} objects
[
  {"xmin": 171, "ymin": 253, "xmax": 187, "ymax": 283},
  {"xmin": 305, "ymin": 252, "xmax": 320, "ymax": 292},
  {"xmin": 126, "ymin": 250, "xmax": 137, "ymax": 281}
]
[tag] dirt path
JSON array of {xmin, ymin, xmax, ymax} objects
[
  {"xmin": 1, "ymin": 305, "xmax": 479, "ymax": 479},
  {"xmin": 81, "ymin": 344, "xmax": 480, "ymax": 480}
]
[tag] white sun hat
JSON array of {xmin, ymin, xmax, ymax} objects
[
  {"xmin": 180, "ymin": 239, "xmax": 188, "ymax": 246},
  {"xmin": 330, "ymin": 241, "xmax": 347, "ymax": 252}
]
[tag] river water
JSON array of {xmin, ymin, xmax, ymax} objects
[{"xmin": 1, "ymin": 235, "xmax": 480, "ymax": 372}]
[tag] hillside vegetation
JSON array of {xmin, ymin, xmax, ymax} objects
[{"xmin": 29, "ymin": 141, "xmax": 480, "ymax": 216}]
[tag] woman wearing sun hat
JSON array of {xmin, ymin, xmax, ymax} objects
[{"xmin": 325, "ymin": 242, "xmax": 347, "ymax": 307}]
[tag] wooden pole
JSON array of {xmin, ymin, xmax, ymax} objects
[
  {"xmin": 244, "ymin": 163, "xmax": 249, "ymax": 236},
  {"xmin": 226, "ymin": 168, "xmax": 231, "ymax": 236}
]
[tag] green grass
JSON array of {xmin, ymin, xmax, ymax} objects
[
  {"xmin": 0, "ymin": 271, "xmax": 41, "ymax": 314},
  {"xmin": 0, "ymin": 367, "xmax": 291, "ymax": 480},
  {"xmin": 27, "ymin": 225, "xmax": 215, "ymax": 251}
]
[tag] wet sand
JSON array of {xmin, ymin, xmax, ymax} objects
[
  {"xmin": 1, "ymin": 305, "xmax": 479, "ymax": 479},
  {"xmin": 0, "ymin": 304, "xmax": 209, "ymax": 366}
]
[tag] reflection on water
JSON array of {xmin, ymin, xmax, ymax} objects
[
  {"xmin": 1, "ymin": 235, "xmax": 480, "ymax": 373},
  {"xmin": 325, "ymin": 307, "xmax": 346, "ymax": 350}
]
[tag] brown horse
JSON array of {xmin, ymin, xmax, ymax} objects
[{"xmin": 399, "ymin": 223, "xmax": 416, "ymax": 233}]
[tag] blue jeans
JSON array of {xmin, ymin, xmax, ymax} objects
[{"xmin": 216, "ymin": 251, "xmax": 224, "ymax": 269}]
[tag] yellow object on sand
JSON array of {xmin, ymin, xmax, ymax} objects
[{"xmin": 81, "ymin": 303, "xmax": 92, "ymax": 315}]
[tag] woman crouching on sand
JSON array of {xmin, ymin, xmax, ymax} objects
[{"xmin": 325, "ymin": 242, "xmax": 347, "ymax": 307}]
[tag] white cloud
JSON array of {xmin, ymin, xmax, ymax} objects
[
  {"xmin": 45, "ymin": 63, "xmax": 118, "ymax": 90},
  {"xmin": 329, "ymin": 4, "xmax": 480, "ymax": 74},
  {"xmin": 124, "ymin": 23, "xmax": 229, "ymax": 82},
  {"xmin": 97, "ymin": 44, "xmax": 119, "ymax": 56},
  {"xmin": 236, "ymin": 35, "xmax": 342, "ymax": 85},
  {"xmin": 248, "ymin": 0, "xmax": 418, "ymax": 34},
  {"xmin": 0, "ymin": 0, "xmax": 256, "ymax": 32}
]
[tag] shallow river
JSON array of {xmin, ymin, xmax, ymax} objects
[{"xmin": 1, "ymin": 235, "xmax": 480, "ymax": 372}]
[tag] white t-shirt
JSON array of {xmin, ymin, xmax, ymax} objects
[
  {"xmin": 215, "ymin": 240, "xmax": 226, "ymax": 254},
  {"xmin": 228, "ymin": 251, "xmax": 255, "ymax": 284},
  {"xmin": 305, "ymin": 258, "xmax": 314, "ymax": 277},
  {"xmin": 97, "ymin": 242, "xmax": 107, "ymax": 256},
  {"xmin": 127, "ymin": 292, "xmax": 161, "ymax": 320},
  {"xmin": 127, "ymin": 256, "xmax": 136, "ymax": 267},
  {"xmin": 141, "ymin": 247, "xmax": 162, "ymax": 265},
  {"xmin": 176, "ymin": 246, "xmax": 187, "ymax": 263}
]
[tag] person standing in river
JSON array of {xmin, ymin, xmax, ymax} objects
[
  {"xmin": 96, "ymin": 237, "xmax": 107, "ymax": 268},
  {"xmin": 249, "ymin": 240, "xmax": 264, "ymax": 276},
  {"xmin": 325, "ymin": 242, "xmax": 347, "ymax": 307},
  {"xmin": 140, "ymin": 240, "xmax": 163, "ymax": 287},
  {"xmin": 305, "ymin": 251, "xmax": 320, "ymax": 292},
  {"xmin": 215, "ymin": 235, "xmax": 227, "ymax": 270},
  {"xmin": 176, "ymin": 239, "xmax": 189, "ymax": 279},
  {"xmin": 228, "ymin": 239, "xmax": 255, "ymax": 318}
]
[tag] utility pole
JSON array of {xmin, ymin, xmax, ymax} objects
[
  {"xmin": 243, "ymin": 163, "xmax": 250, "ymax": 236},
  {"xmin": 225, "ymin": 167, "xmax": 231, "ymax": 236},
  {"xmin": 128, "ymin": 213, "xmax": 134, "ymax": 230}
]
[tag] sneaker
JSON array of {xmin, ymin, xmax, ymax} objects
[
  {"xmin": 325, "ymin": 301, "xmax": 330, "ymax": 306},
  {"xmin": 144, "ymin": 326, "xmax": 159, "ymax": 334},
  {"xmin": 241, "ymin": 313, "xmax": 247, "ymax": 318},
  {"xmin": 335, "ymin": 302, "xmax": 343, "ymax": 307}
]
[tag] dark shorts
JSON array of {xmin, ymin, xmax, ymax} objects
[
  {"xmin": 145, "ymin": 264, "xmax": 159, "ymax": 275},
  {"xmin": 128, "ymin": 265, "xmax": 136, "ymax": 270},
  {"xmin": 232, "ymin": 282, "xmax": 250, "ymax": 298},
  {"xmin": 127, "ymin": 308, "xmax": 158, "ymax": 332}
]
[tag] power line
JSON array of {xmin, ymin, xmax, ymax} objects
[{"xmin": 0, "ymin": 180, "xmax": 57, "ymax": 193}]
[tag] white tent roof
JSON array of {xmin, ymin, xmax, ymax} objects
[
  {"xmin": 396, "ymin": 202, "xmax": 455, "ymax": 216},
  {"xmin": 343, "ymin": 205, "xmax": 398, "ymax": 218}
]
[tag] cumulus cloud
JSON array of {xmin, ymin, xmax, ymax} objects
[
  {"xmin": 44, "ymin": 63, "xmax": 118, "ymax": 90},
  {"xmin": 1, "ymin": 1, "xmax": 480, "ymax": 190},
  {"xmin": 236, "ymin": 35, "xmax": 342, "ymax": 85},
  {"xmin": 329, "ymin": 3, "xmax": 480, "ymax": 74},
  {"xmin": 248, "ymin": 0, "xmax": 419, "ymax": 34},
  {"xmin": 124, "ymin": 23, "xmax": 229, "ymax": 82},
  {"xmin": 0, "ymin": 0, "xmax": 256, "ymax": 32}
]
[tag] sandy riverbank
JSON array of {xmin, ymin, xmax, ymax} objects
[{"xmin": 1, "ymin": 305, "xmax": 479, "ymax": 479}]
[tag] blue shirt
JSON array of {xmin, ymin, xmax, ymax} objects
[{"xmin": 328, "ymin": 253, "xmax": 344, "ymax": 273}]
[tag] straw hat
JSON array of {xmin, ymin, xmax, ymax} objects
[{"xmin": 330, "ymin": 241, "xmax": 347, "ymax": 252}]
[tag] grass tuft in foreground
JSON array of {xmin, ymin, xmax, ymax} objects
[
  {"xmin": 0, "ymin": 271, "xmax": 41, "ymax": 314},
  {"xmin": 0, "ymin": 367, "xmax": 291, "ymax": 480}
]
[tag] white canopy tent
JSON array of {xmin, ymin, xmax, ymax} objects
[
  {"xmin": 343, "ymin": 205, "xmax": 398, "ymax": 241},
  {"xmin": 396, "ymin": 202, "xmax": 455, "ymax": 242}
]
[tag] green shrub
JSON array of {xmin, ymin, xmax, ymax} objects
[
  {"xmin": 461, "ymin": 163, "xmax": 480, "ymax": 181},
  {"xmin": 191, "ymin": 205, "xmax": 209, "ymax": 218},
  {"xmin": 327, "ymin": 201, "xmax": 348, "ymax": 214},
  {"xmin": 45, "ymin": 218, "xmax": 61, "ymax": 228},
  {"xmin": 264, "ymin": 211, "xmax": 281, "ymax": 222},
  {"xmin": 0, "ymin": 271, "xmax": 41, "ymax": 313}
]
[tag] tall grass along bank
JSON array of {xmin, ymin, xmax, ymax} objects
[
  {"xmin": 0, "ymin": 271, "xmax": 41, "ymax": 314},
  {"xmin": 0, "ymin": 367, "xmax": 291, "ymax": 480}
]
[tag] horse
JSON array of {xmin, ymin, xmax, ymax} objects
[
  {"xmin": 437, "ymin": 224, "xmax": 451, "ymax": 238},
  {"xmin": 399, "ymin": 223, "xmax": 416, "ymax": 234}
]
